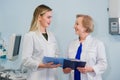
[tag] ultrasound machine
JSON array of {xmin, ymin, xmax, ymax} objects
[{"xmin": 0, "ymin": 34, "xmax": 27, "ymax": 80}]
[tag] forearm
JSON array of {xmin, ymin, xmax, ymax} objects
[{"xmin": 38, "ymin": 62, "xmax": 61, "ymax": 68}]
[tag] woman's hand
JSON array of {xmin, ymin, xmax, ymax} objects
[
  {"xmin": 44, "ymin": 62, "xmax": 61, "ymax": 68},
  {"xmin": 39, "ymin": 62, "xmax": 61, "ymax": 68},
  {"xmin": 63, "ymin": 68, "xmax": 72, "ymax": 74},
  {"xmin": 77, "ymin": 66, "xmax": 94, "ymax": 74}
]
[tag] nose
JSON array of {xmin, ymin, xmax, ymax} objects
[
  {"xmin": 74, "ymin": 25, "xmax": 77, "ymax": 29},
  {"xmin": 49, "ymin": 19, "xmax": 52, "ymax": 23}
]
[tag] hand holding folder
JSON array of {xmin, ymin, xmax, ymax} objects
[
  {"xmin": 42, "ymin": 56, "xmax": 64, "ymax": 67},
  {"xmin": 63, "ymin": 59, "xmax": 86, "ymax": 69},
  {"xmin": 42, "ymin": 56, "xmax": 86, "ymax": 69}
]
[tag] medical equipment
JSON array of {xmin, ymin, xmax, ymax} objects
[
  {"xmin": 0, "ymin": 69, "xmax": 27, "ymax": 80},
  {"xmin": 7, "ymin": 34, "xmax": 22, "ymax": 61},
  {"xmin": 109, "ymin": 18, "xmax": 120, "ymax": 35}
]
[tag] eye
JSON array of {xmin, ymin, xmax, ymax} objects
[
  {"xmin": 75, "ymin": 22, "xmax": 78, "ymax": 25},
  {"xmin": 48, "ymin": 16, "xmax": 52, "ymax": 19}
]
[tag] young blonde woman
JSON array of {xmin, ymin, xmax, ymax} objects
[{"xmin": 22, "ymin": 4, "xmax": 60, "ymax": 80}]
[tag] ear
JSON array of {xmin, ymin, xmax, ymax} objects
[{"xmin": 38, "ymin": 15, "xmax": 42, "ymax": 21}]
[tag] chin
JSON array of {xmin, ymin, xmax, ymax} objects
[
  {"xmin": 75, "ymin": 32, "xmax": 78, "ymax": 35},
  {"xmin": 45, "ymin": 25, "xmax": 49, "ymax": 28}
]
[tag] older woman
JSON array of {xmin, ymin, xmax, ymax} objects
[{"xmin": 63, "ymin": 14, "xmax": 107, "ymax": 80}]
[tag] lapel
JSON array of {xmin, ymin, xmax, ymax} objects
[
  {"xmin": 35, "ymin": 30, "xmax": 50, "ymax": 44},
  {"xmin": 81, "ymin": 35, "xmax": 93, "ymax": 61}
]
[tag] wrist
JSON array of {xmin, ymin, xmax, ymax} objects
[
  {"xmin": 38, "ymin": 63, "xmax": 46, "ymax": 68},
  {"xmin": 87, "ymin": 66, "xmax": 94, "ymax": 72}
]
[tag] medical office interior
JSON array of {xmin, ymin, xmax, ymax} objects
[{"xmin": 0, "ymin": 0, "xmax": 120, "ymax": 80}]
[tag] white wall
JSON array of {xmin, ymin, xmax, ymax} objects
[
  {"xmin": 1, "ymin": 0, "xmax": 120, "ymax": 80},
  {"xmin": 107, "ymin": 0, "xmax": 120, "ymax": 80},
  {"xmin": 109, "ymin": 0, "xmax": 120, "ymax": 17}
]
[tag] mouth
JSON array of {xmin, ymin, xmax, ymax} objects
[
  {"xmin": 48, "ymin": 23, "xmax": 50, "ymax": 25},
  {"xmin": 75, "ymin": 28, "xmax": 78, "ymax": 32}
]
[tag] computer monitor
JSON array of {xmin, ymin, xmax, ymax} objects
[{"xmin": 7, "ymin": 34, "xmax": 22, "ymax": 61}]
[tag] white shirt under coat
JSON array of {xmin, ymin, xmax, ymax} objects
[
  {"xmin": 67, "ymin": 35, "xmax": 107, "ymax": 80},
  {"xmin": 22, "ymin": 31, "xmax": 59, "ymax": 80}
]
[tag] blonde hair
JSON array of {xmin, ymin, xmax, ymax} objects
[
  {"xmin": 76, "ymin": 14, "xmax": 94, "ymax": 33},
  {"xmin": 29, "ymin": 4, "xmax": 52, "ymax": 31}
]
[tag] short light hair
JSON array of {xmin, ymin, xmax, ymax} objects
[{"xmin": 76, "ymin": 14, "xmax": 94, "ymax": 33}]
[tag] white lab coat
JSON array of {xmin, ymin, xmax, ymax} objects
[
  {"xmin": 67, "ymin": 35, "xmax": 107, "ymax": 80},
  {"xmin": 21, "ymin": 30, "xmax": 59, "ymax": 80}
]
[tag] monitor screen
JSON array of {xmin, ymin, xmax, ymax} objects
[{"xmin": 7, "ymin": 34, "xmax": 21, "ymax": 60}]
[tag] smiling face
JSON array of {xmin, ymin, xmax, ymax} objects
[
  {"xmin": 74, "ymin": 17, "xmax": 86, "ymax": 36},
  {"xmin": 74, "ymin": 14, "xmax": 94, "ymax": 39},
  {"xmin": 38, "ymin": 11, "xmax": 52, "ymax": 28}
]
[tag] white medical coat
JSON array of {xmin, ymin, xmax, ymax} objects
[
  {"xmin": 22, "ymin": 31, "xmax": 59, "ymax": 80},
  {"xmin": 67, "ymin": 35, "xmax": 107, "ymax": 80}
]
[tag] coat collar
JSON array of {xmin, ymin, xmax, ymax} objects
[{"xmin": 35, "ymin": 30, "xmax": 51, "ymax": 43}]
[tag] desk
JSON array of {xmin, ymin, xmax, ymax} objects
[
  {"xmin": 0, "ymin": 58, "xmax": 27, "ymax": 80},
  {"xmin": 0, "ymin": 69, "xmax": 27, "ymax": 80}
]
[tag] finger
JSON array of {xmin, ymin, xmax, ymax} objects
[
  {"xmin": 56, "ymin": 64, "xmax": 61, "ymax": 67},
  {"xmin": 47, "ymin": 62, "xmax": 54, "ymax": 65},
  {"xmin": 51, "ymin": 65, "xmax": 58, "ymax": 68}
]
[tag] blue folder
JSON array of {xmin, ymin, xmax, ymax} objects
[
  {"xmin": 42, "ymin": 56, "xmax": 64, "ymax": 67},
  {"xmin": 42, "ymin": 56, "xmax": 86, "ymax": 69},
  {"xmin": 63, "ymin": 59, "xmax": 86, "ymax": 69}
]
